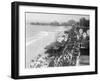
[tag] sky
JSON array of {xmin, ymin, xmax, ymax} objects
[{"xmin": 26, "ymin": 12, "xmax": 89, "ymax": 23}]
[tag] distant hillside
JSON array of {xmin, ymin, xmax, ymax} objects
[{"xmin": 30, "ymin": 20, "xmax": 76, "ymax": 26}]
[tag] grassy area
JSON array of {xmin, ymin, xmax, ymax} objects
[{"xmin": 79, "ymin": 55, "xmax": 89, "ymax": 65}]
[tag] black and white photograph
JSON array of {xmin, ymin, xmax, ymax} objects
[
  {"xmin": 26, "ymin": 13, "xmax": 90, "ymax": 68},
  {"xmin": 11, "ymin": 1, "xmax": 97, "ymax": 79}
]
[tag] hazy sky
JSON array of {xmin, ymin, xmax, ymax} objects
[{"xmin": 26, "ymin": 12, "xmax": 89, "ymax": 23}]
